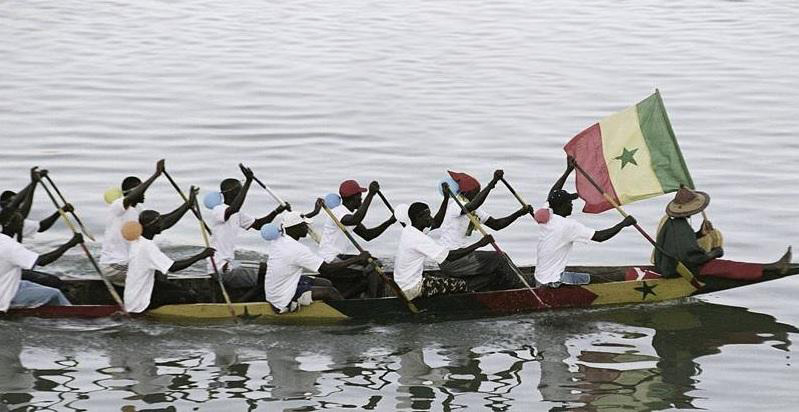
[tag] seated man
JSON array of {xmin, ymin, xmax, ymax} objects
[
  {"xmin": 654, "ymin": 186, "xmax": 791, "ymax": 279},
  {"xmin": 317, "ymin": 180, "xmax": 395, "ymax": 298},
  {"xmin": 264, "ymin": 211, "xmax": 369, "ymax": 313},
  {"xmin": 437, "ymin": 170, "xmax": 532, "ymax": 291},
  {"xmin": 1, "ymin": 190, "xmax": 74, "ymax": 241},
  {"xmin": 101, "ymin": 160, "xmax": 195, "ymax": 286},
  {"xmin": 393, "ymin": 202, "xmax": 494, "ymax": 300},
  {"xmin": 208, "ymin": 164, "xmax": 288, "ymax": 289},
  {"xmin": 0, "ymin": 212, "xmax": 82, "ymax": 313},
  {"xmin": 121, "ymin": 212, "xmax": 214, "ymax": 313},
  {"xmin": 535, "ymin": 158, "xmax": 636, "ymax": 287}
]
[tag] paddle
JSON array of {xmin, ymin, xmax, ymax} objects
[
  {"xmin": 570, "ymin": 160, "xmax": 703, "ymax": 287},
  {"xmin": 161, "ymin": 171, "xmax": 212, "ymax": 235},
  {"xmin": 42, "ymin": 175, "xmax": 96, "ymax": 241},
  {"xmin": 499, "ymin": 177, "xmax": 536, "ymax": 222},
  {"xmin": 162, "ymin": 171, "xmax": 239, "ymax": 323},
  {"xmin": 38, "ymin": 178, "xmax": 128, "ymax": 316},
  {"xmin": 442, "ymin": 184, "xmax": 549, "ymax": 307},
  {"xmin": 246, "ymin": 166, "xmax": 321, "ymax": 244},
  {"xmin": 375, "ymin": 190, "xmax": 404, "ymax": 227},
  {"xmin": 319, "ymin": 197, "xmax": 421, "ymax": 314}
]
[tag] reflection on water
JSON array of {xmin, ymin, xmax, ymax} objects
[{"xmin": 1, "ymin": 301, "xmax": 796, "ymax": 411}]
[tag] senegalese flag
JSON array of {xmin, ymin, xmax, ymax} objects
[{"xmin": 564, "ymin": 90, "xmax": 694, "ymax": 214}]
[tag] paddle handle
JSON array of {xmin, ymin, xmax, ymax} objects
[
  {"xmin": 191, "ymin": 196, "xmax": 238, "ymax": 322},
  {"xmin": 443, "ymin": 185, "xmax": 548, "ymax": 307},
  {"xmin": 571, "ymin": 160, "xmax": 702, "ymax": 287},
  {"xmin": 42, "ymin": 175, "xmax": 96, "ymax": 241},
  {"xmin": 162, "ymin": 171, "xmax": 237, "ymax": 321},
  {"xmin": 320, "ymin": 204, "xmax": 420, "ymax": 314},
  {"xmin": 499, "ymin": 177, "xmax": 536, "ymax": 220},
  {"xmin": 39, "ymin": 179, "xmax": 128, "ymax": 315}
]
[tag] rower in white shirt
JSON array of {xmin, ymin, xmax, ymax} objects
[
  {"xmin": 393, "ymin": 202, "xmax": 493, "ymax": 300},
  {"xmin": 121, "ymin": 210, "xmax": 214, "ymax": 313},
  {"xmin": 437, "ymin": 170, "xmax": 531, "ymax": 291},
  {"xmin": 262, "ymin": 211, "xmax": 370, "ymax": 314},
  {"xmin": 0, "ymin": 212, "xmax": 81, "ymax": 313},
  {"xmin": 100, "ymin": 160, "xmax": 196, "ymax": 286},
  {"xmin": 317, "ymin": 179, "xmax": 395, "ymax": 298},
  {"xmin": 205, "ymin": 164, "xmax": 288, "ymax": 290}
]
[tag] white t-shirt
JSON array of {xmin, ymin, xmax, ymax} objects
[
  {"xmin": 437, "ymin": 199, "xmax": 491, "ymax": 250},
  {"xmin": 264, "ymin": 236, "xmax": 324, "ymax": 310},
  {"xmin": 124, "ymin": 238, "xmax": 174, "ymax": 313},
  {"xmin": 394, "ymin": 225, "xmax": 449, "ymax": 300},
  {"xmin": 535, "ymin": 210, "xmax": 595, "ymax": 284},
  {"xmin": 22, "ymin": 219, "xmax": 40, "ymax": 239},
  {"xmin": 100, "ymin": 198, "xmax": 141, "ymax": 265},
  {"xmin": 208, "ymin": 204, "xmax": 255, "ymax": 271},
  {"xmin": 318, "ymin": 204, "xmax": 356, "ymax": 262},
  {"xmin": 0, "ymin": 234, "xmax": 39, "ymax": 312}
]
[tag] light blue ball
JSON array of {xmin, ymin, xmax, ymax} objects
[
  {"xmin": 260, "ymin": 223, "xmax": 282, "ymax": 241},
  {"xmin": 324, "ymin": 193, "xmax": 342, "ymax": 209},
  {"xmin": 437, "ymin": 176, "xmax": 460, "ymax": 196},
  {"xmin": 203, "ymin": 192, "xmax": 223, "ymax": 210}
]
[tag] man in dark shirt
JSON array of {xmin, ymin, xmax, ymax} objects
[{"xmin": 654, "ymin": 187, "xmax": 791, "ymax": 279}]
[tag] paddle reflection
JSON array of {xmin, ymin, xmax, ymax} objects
[{"xmin": 0, "ymin": 301, "xmax": 795, "ymax": 411}]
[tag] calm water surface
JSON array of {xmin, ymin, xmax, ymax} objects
[{"xmin": 1, "ymin": 0, "xmax": 798, "ymax": 410}]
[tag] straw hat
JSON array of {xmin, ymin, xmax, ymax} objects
[{"xmin": 666, "ymin": 186, "xmax": 710, "ymax": 218}]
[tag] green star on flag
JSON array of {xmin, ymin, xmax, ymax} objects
[{"xmin": 615, "ymin": 147, "xmax": 639, "ymax": 169}]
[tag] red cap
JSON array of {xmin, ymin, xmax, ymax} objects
[
  {"xmin": 447, "ymin": 171, "xmax": 480, "ymax": 193},
  {"xmin": 339, "ymin": 179, "xmax": 367, "ymax": 198}
]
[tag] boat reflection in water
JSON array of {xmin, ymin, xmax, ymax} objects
[{"xmin": 0, "ymin": 301, "xmax": 795, "ymax": 411}]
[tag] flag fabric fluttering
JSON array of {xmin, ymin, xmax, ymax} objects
[{"xmin": 564, "ymin": 90, "xmax": 694, "ymax": 214}]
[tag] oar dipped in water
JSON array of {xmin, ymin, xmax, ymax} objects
[
  {"xmin": 42, "ymin": 175, "xmax": 96, "ymax": 241},
  {"xmin": 38, "ymin": 175, "xmax": 129, "ymax": 316},
  {"xmin": 442, "ymin": 183, "xmax": 549, "ymax": 308},
  {"xmin": 162, "ymin": 171, "xmax": 239, "ymax": 323},
  {"xmin": 570, "ymin": 159, "xmax": 703, "ymax": 288},
  {"xmin": 320, "ymin": 194, "xmax": 421, "ymax": 314},
  {"xmin": 245, "ymin": 165, "xmax": 322, "ymax": 244}
]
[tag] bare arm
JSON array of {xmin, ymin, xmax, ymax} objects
[
  {"xmin": 124, "ymin": 160, "xmax": 164, "ymax": 209},
  {"xmin": 340, "ymin": 181, "xmax": 379, "ymax": 226},
  {"xmin": 431, "ymin": 186, "xmax": 450, "ymax": 230},
  {"xmin": 251, "ymin": 204, "xmax": 289, "ymax": 230},
  {"xmin": 463, "ymin": 170, "xmax": 503, "ymax": 214},
  {"xmin": 35, "ymin": 234, "xmax": 82, "ymax": 267},
  {"xmin": 446, "ymin": 235, "xmax": 493, "ymax": 262},
  {"xmin": 225, "ymin": 165, "xmax": 254, "ymax": 221},
  {"xmin": 353, "ymin": 216, "xmax": 396, "ymax": 241},
  {"xmin": 483, "ymin": 205, "xmax": 533, "ymax": 231},
  {"xmin": 592, "ymin": 216, "xmax": 636, "ymax": 242},
  {"xmin": 168, "ymin": 248, "xmax": 214, "ymax": 273},
  {"xmin": 550, "ymin": 157, "xmax": 575, "ymax": 194}
]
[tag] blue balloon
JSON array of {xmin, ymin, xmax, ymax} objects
[
  {"xmin": 203, "ymin": 192, "xmax": 223, "ymax": 210},
  {"xmin": 437, "ymin": 176, "xmax": 460, "ymax": 196},
  {"xmin": 324, "ymin": 193, "xmax": 342, "ymax": 209},
  {"xmin": 260, "ymin": 223, "xmax": 282, "ymax": 241}
]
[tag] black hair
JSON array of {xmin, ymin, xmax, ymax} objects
[
  {"xmin": 220, "ymin": 178, "xmax": 241, "ymax": 193},
  {"xmin": 0, "ymin": 191, "xmax": 15, "ymax": 203},
  {"xmin": 121, "ymin": 176, "xmax": 141, "ymax": 193},
  {"xmin": 138, "ymin": 210, "xmax": 161, "ymax": 227}
]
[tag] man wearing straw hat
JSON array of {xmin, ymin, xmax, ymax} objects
[{"xmin": 654, "ymin": 186, "xmax": 791, "ymax": 279}]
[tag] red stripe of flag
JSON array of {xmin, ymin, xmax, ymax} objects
[{"xmin": 564, "ymin": 123, "xmax": 621, "ymax": 213}]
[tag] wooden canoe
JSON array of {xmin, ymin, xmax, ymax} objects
[{"xmin": 4, "ymin": 262, "xmax": 797, "ymax": 323}]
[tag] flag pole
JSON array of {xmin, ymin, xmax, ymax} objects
[{"xmin": 571, "ymin": 159, "xmax": 702, "ymax": 287}]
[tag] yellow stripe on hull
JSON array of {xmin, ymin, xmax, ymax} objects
[
  {"xmin": 145, "ymin": 302, "xmax": 350, "ymax": 323},
  {"xmin": 583, "ymin": 277, "xmax": 698, "ymax": 306}
]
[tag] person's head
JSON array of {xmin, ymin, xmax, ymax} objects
[
  {"xmin": 0, "ymin": 190, "xmax": 16, "ymax": 210},
  {"xmin": 1, "ymin": 211, "xmax": 23, "ymax": 237},
  {"xmin": 281, "ymin": 211, "xmax": 312, "ymax": 239},
  {"xmin": 408, "ymin": 202, "xmax": 433, "ymax": 230},
  {"xmin": 220, "ymin": 178, "xmax": 242, "ymax": 204},
  {"xmin": 339, "ymin": 180, "xmax": 367, "ymax": 210},
  {"xmin": 447, "ymin": 171, "xmax": 481, "ymax": 201},
  {"xmin": 138, "ymin": 210, "xmax": 162, "ymax": 237},
  {"xmin": 666, "ymin": 186, "xmax": 710, "ymax": 218},
  {"xmin": 121, "ymin": 176, "xmax": 143, "ymax": 204},
  {"xmin": 548, "ymin": 189, "xmax": 578, "ymax": 217}
]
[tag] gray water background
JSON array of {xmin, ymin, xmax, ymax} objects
[{"xmin": 1, "ymin": 0, "xmax": 798, "ymax": 410}]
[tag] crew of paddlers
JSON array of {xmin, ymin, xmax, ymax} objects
[{"xmin": 0, "ymin": 159, "xmax": 792, "ymax": 315}]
